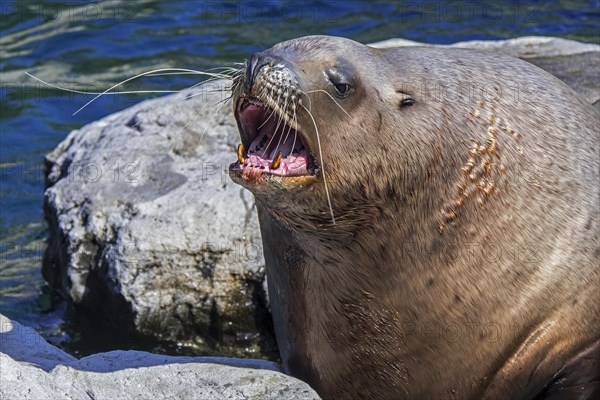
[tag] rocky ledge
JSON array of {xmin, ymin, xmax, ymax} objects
[
  {"xmin": 41, "ymin": 36, "xmax": 599, "ymax": 360},
  {"xmin": 0, "ymin": 314, "xmax": 320, "ymax": 399}
]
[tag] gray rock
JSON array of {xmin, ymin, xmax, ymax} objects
[
  {"xmin": 0, "ymin": 312, "xmax": 76, "ymax": 372},
  {"xmin": 0, "ymin": 314, "xmax": 320, "ymax": 400},
  {"xmin": 524, "ymin": 52, "xmax": 600, "ymax": 105},
  {"xmin": 43, "ymin": 36, "xmax": 599, "ymax": 357},
  {"xmin": 43, "ymin": 81, "xmax": 275, "ymax": 356},
  {"xmin": 370, "ymin": 36, "xmax": 600, "ymax": 103},
  {"xmin": 369, "ymin": 35, "xmax": 599, "ymax": 57}
]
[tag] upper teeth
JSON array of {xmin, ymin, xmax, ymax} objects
[
  {"xmin": 271, "ymin": 151, "xmax": 282, "ymax": 170},
  {"xmin": 237, "ymin": 144, "xmax": 245, "ymax": 164}
]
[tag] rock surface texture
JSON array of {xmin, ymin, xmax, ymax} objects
[
  {"xmin": 42, "ymin": 36, "xmax": 600, "ymax": 356},
  {"xmin": 0, "ymin": 314, "xmax": 321, "ymax": 400},
  {"xmin": 43, "ymin": 80, "xmax": 276, "ymax": 357}
]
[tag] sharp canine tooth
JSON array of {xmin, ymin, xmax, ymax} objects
[
  {"xmin": 271, "ymin": 151, "xmax": 282, "ymax": 169},
  {"xmin": 237, "ymin": 144, "xmax": 245, "ymax": 164}
]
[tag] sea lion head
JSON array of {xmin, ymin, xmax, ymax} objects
[{"xmin": 229, "ymin": 35, "xmax": 421, "ymax": 230}]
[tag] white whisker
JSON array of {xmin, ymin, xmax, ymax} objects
[
  {"xmin": 261, "ymin": 88, "xmax": 285, "ymax": 158},
  {"xmin": 197, "ymin": 97, "xmax": 229, "ymax": 144},
  {"xmin": 290, "ymin": 106, "xmax": 298, "ymax": 153},
  {"xmin": 257, "ymin": 106, "xmax": 278, "ymax": 130},
  {"xmin": 305, "ymin": 89, "xmax": 350, "ymax": 117},
  {"xmin": 60, "ymin": 68, "xmax": 232, "ymax": 115},
  {"xmin": 300, "ymin": 103, "xmax": 335, "ymax": 225},
  {"xmin": 24, "ymin": 72, "xmax": 181, "ymax": 96},
  {"xmin": 271, "ymin": 94, "xmax": 290, "ymax": 158}
]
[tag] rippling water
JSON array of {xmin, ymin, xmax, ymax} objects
[{"xmin": 1, "ymin": 0, "xmax": 598, "ymax": 355}]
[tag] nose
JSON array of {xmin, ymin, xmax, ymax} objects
[{"xmin": 245, "ymin": 53, "xmax": 284, "ymax": 86}]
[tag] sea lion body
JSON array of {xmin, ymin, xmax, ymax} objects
[{"xmin": 229, "ymin": 36, "xmax": 599, "ymax": 399}]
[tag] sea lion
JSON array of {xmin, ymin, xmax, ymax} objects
[{"xmin": 228, "ymin": 35, "xmax": 599, "ymax": 399}]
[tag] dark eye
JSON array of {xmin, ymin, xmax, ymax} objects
[
  {"xmin": 334, "ymin": 83, "xmax": 352, "ymax": 97},
  {"xmin": 400, "ymin": 98, "xmax": 415, "ymax": 107},
  {"xmin": 326, "ymin": 66, "xmax": 355, "ymax": 99}
]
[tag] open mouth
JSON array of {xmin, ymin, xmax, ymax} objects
[{"xmin": 233, "ymin": 97, "xmax": 316, "ymax": 177}]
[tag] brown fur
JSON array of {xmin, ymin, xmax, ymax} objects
[{"xmin": 229, "ymin": 36, "xmax": 599, "ymax": 399}]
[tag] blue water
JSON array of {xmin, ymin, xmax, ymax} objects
[{"xmin": 1, "ymin": 0, "xmax": 599, "ymax": 353}]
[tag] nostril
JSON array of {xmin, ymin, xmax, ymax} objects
[
  {"xmin": 246, "ymin": 55, "xmax": 260, "ymax": 86},
  {"xmin": 246, "ymin": 54, "xmax": 284, "ymax": 87}
]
